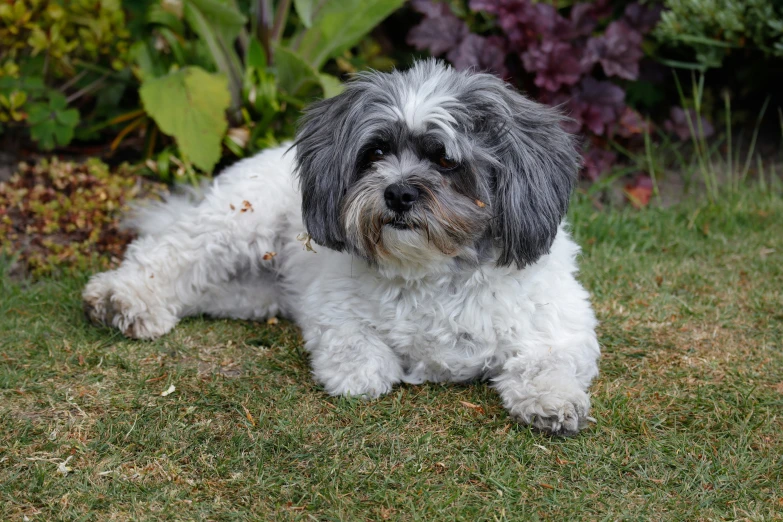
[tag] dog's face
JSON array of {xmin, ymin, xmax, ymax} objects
[{"xmin": 294, "ymin": 60, "xmax": 579, "ymax": 270}]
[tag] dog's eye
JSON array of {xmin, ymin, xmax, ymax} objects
[
  {"xmin": 364, "ymin": 142, "xmax": 390, "ymax": 165},
  {"xmin": 437, "ymin": 153, "xmax": 458, "ymax": 171},
  {"xmin": 369, "ymin": 148, "xmax": 385, "ymax": 162}
]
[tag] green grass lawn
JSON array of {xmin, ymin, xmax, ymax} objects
[{"xmin": 1, "ymin": 190, "xmax": 782, "ymax": 520}]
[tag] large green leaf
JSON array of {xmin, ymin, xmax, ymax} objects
[
  {"xmin": 293, "ymin": 0, "xmax": 317, "ymax": 28},
  {"xmin": 186, "ymin": 0, "xmax": 246, "ymax": 38},
  {"xmin": 318, "ymin": 73, "xmax": 344, "ymax": 99},
  {"xmin": 140, "ymin": 67, "xmax": 231, "ymax": 172},
  {"xmin": 295, "ymin": 0, "xmax": 404, "ymax": 69},
  {"xmin": 274, "ymin": 45, "xmax": 321, "ymax": 97}
]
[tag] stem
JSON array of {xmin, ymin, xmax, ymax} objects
[
  {"xmin": 271, "ymin": 0, "xmax": 292, "ymax": 43},
  {"xmin": 58, "ymin": 70, "xmax": 88, "ymax": 93},
  {"xmin": 66, "ymin": 74, "xmax": 108, "ymax": 104},
  {"xmin": 256, "ymin": 0, "xmax": 273, "ymax": 65}
]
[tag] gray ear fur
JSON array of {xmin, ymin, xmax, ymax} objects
[
  {"xmin": 293, "ymin": 90, "xmax": 361, "ymax": 251},
  {"xmin": 463, "ymin": 75, "xmax": 580, "ymax": 268}
]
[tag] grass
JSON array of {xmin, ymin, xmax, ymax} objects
[{"xmin": 1, "ymin": 189, "xmax": 782, "ymax": 521}]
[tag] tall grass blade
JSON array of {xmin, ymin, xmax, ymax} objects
[
  {"xmin": 740, "ymin": 96, "xmax": 770, "ymax": 184},
  {"xmin": 724, "ymin": 91, "xmax": 733, "ymax": 192},
  {"xmin": 643, "ymin": 119, "xmax": 659, "ymax": 202}
]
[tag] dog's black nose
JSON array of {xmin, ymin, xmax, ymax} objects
[{"xmin": 384, "ymin": 184, "xmax": 419, "ymax": 213}]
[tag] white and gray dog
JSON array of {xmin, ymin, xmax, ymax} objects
[{"xmin": 83, "ymin": 60, "xmax": 600, "ymax": 435}]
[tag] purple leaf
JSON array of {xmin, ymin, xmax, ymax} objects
[
  {"xmin": 623, "ymin": 2, "xmax": 663, "ymax": 34},
  {"xmin": 583, "ymin": 21, "xmax": 644, "ymax": 80},
  {"xmin": 538, "ymin": 90, "xmax": 583, "ymax": 134},
  {"xmin": 664, "ymin": 107, "xmax": 715, "ymax": 141},
  {"xmin": 408, "ymin": 0, "xmax": 469, "ymax": 56},
  {"xmin": 614, "ymin": 107, "xmax": 651, "ymax": 138},
  {"xmin": 569, "ymin": 3, "xmax": 599, "ymax": 37},
  {"xmin": 447, "ymin": 34, "xmax": 509, "ymax": 77},
  {"xmin": 470, "ymin": 0, "xmax": 574, "ymax": 50},
  {"xmin": 582, "ymin": 147, "xmax": 617, "ymax": 180},
  {"xmin": 522, "ymin": 40, "xmax": 583, "ymax": 91},
  {"xmin": 570, "ymin": 78, "xmax": 626, "ymax": 135}
]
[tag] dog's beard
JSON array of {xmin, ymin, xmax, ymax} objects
[{"xmin": 340, "ymin": 177, "xmax": 489, "ymax": 265}]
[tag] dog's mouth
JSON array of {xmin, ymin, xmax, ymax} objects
[{"xmin": 385, "ymin": 217, "xmax": 419, "ymax": 230}]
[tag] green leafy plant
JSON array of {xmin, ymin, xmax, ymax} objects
[
  {"xmin": 0, "ymin": 0, "xmax": 132, "ymax": 149},
  {"xmin": 655, "ymin": 0, "xmax": 783, "ymax": 69},
  {"xmin": 121, "ymin": 0, "xmax": 404, "ymax": 175},
  {"xmin": 26, "ymin": 92, "xmax": 80, "ymax": 150}
]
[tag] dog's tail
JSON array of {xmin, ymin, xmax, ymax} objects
[{"xmin": 121, "ymin": 181, "xmax": 210, "ymax": 237}]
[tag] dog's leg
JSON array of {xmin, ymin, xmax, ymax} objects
[
  {"xmin": 83, "ymin": 221, "xmax": 276, "ymax": 339},
  {"xmin": 493, "ymin": 332, "xmax": 600, "ymax": 435},
  {"xmin": 83, "ymin": 150, "xmax": 297, "ymax": 339},
  {"xmin": 302, "ymin": 325, "xmax": 403, "ymax": 399}
]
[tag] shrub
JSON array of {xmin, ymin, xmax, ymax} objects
[
  {"xmin": 0, "ymin": 0, "xmax": 131, "ymax": 149},
  {"xmin": 654, "ymin": 0, "xmax": 783, "ymax": 68}
]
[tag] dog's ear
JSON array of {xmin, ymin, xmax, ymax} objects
[
  {"xmin": 293, "ymin": 89, "xmax": 362, "ymax": 251},
  {"xmin": 463, "ymin": 75, "xmax": 580, "ymax": 268}
]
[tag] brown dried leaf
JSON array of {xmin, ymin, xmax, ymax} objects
[
  {"xmin": 297, "ymin": 233, "xmax": 317, "ymax": 253},
  {"xmin": 459, "ymin": 400, "xmax": 485, "ymax": 414},
  {"xmin": 241, "ymin": 404, "xmax": 255, "ymax": 426}
]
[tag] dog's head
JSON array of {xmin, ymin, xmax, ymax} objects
[{"xmin": 294, "ymin": 60, "xmax": 579, "ymax": 271}]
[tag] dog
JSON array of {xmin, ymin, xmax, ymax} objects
[{"xmin": 83, "ymin": 60, "xmax": 600, "ymax": 435}]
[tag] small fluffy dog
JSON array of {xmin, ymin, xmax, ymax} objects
[{"xmin": 83, "ymin": 60, "xmax": 600, "ymax": 435}]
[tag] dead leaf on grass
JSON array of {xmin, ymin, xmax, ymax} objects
[
  {"xmin": 459, "ymin": 400, "xmax": 485, "ymax": 414},
  {"xmin": 624, "ymin": 177, "xmax": 653, "ymax": 208},
  {"xmin": 241, "ymin": 404, "xmax": 255, "ymax": 426},
  {"xmin": 57, "ymin": 456, "xmax": 74, "ymax": 476},
  {"xmin": 218, "ymin": 365, "xmax": 241, "ymax": 378}
]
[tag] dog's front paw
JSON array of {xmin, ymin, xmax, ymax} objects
[
  {"xmin": 311, "ymin": 351, "xmax": 400, "ymax": 399},
  {"xmin": 83, "ymin": 273, "xmax": 177, "ymax": 340},
  {"xmin": 502, "ymin": 386, "xmax": 592, "ymax": 436},
  {"xmin": 319, "ymin": 366, "xmax": 397, "ymax": 399}
]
